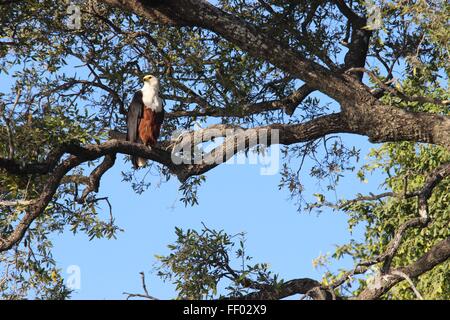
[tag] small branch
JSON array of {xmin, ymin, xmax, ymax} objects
[
  {"xmin": 0, "ymin": 199, "xmax": 35, "ymax": 207},
  {"xmin": 0, "ymin": 88, "xmax": 21, "ymax": 159},
  {"xmin": 390, "ymin": 270, "xmax": 424, "ymax": 300},
  {"xmin": 165, "ymin": 84, "xmax": 315, "ymax": 118},
  {"xmin": 301, "ymin": 1, "xmax": 323, "ymax": 34},
  {"xmin": 333, "ymin": 0, "xmax": 364, "ymax": 26},
  {"xmin": 356, "ymin": 236, "xmax": 450, "ymax": 300},
  {"xmin": 379, "ymin": 217, "xmax": 429, "ymax": 273},
  {"xmin": 85, "ymin": 197, "xmax": 114, "ymax": 222},
  {"xmin": 283, "ymin": 84, "xmax": 315, "ymax": 116},
  {"xmin": 123, "ymin": 272, "xmax": 159, "ymax": 300},
  {"xmin": 38, "ymin": 79, "xmax": 126, "ymax": 114},
  {"xmin": 339, "ymin": 192, "xmax": 396, "ymax": 209},
  {"xmin": 61, "ymin": 174, "xmax": 90, "ymax": 185},
  {"xmin": 328, "ymin": 265, "xmax": 368, "ymax": 290},
  {"xmin": 77, "ymin": 154, "xmax": 117, "ymax": 203},
  {"xmin": 346, "ymin": 68, "xmax": 450, "ymax": 107}
]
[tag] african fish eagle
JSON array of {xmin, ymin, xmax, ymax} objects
[{"xmin": 126, "ymin": 74, "xmax": 164, "ymax": 168}]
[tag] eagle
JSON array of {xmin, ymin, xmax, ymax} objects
[{"xmin": 126, "ymin": 75, "xmax": 164, "ymax": 168}]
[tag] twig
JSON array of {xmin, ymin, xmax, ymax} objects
[
  {"xmin": 0, "ymin": 88, "xmax": 21, "ymax": 159},
  {"xmin": 77, "ymin": 154, "xmax": 116, "ymax": 203},
  {"xmin": 0, "ymin": 199, "xmax": 35, "ymax": 207},
  {"xmin": 391, "ymin": 270, "xmax": 424, "ymax": 300},
  {"xmin": 346, "ymin": 67, "xmax": 450, "ymax": 106},
  {"xmin": 123, "ymin": 272, "xmax": 159, "ymax": 300}
]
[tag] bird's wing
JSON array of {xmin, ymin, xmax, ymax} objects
[{"xmin": 126, "ymin": 90, "xmax": 143, "ymax": 143}]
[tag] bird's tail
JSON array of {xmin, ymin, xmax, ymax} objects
[{"xmin": 132, "ymin": 156, "xmax": 147, "ymax": 169}]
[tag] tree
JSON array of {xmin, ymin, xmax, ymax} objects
[{"xmin": 0, "ymin": 0, "xmax": 449, "ymax": 299}]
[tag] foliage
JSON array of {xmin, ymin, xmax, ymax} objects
[{"xmin": 155, "ymin": 225, "xmax": 277, "ymax": 299}]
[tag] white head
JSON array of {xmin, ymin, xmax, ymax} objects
[{"xmin": 142, "ymin": 74, "xmax": 159, "ymax": 89}]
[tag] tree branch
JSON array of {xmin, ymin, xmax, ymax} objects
[
  {"xmin": 232, "ymin": 278, "xmax": 333, "ymax": 300},
  {"xmin": 0, "ymin": 113, "xmax": 353, "ymax": 251},
  {"xmin": 356, "ymin": 235, "xmax": 450, "ymax": 300},
  {"xmin": 77, "ymin": 154, "xmax": 117, "ymax": 203},
  {"xmin": 390, "ymin": 270, "xmax": 424, "ymax": 300},
  {"xmin": 347, "ymin": 68, "xmax": 450, "ymax": 107},
  {"xmin": 102, "ymin": 0, "xmax": 348, "ymax": 100},
  {"xmin": 333, "ymin": 0, "xmax": 364, "ymax": 25},
  {"xmin": 0, "ymin": 155, "xmax": 84, "ymax": 252},
  {"xmin": 0, "ymin": 199, "xmax": 35, "ymax": 207},
  {"xmin": 123, "ymin": 272, "xmax": 159, "ymax": 300},
  {"xmin": 165, "ymin": 84, "xmax": 315, "ymax": 118}
]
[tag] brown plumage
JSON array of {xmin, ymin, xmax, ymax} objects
[{"xmin": 139, "ymin": 107, "xmax": 164, "ymax": 147}]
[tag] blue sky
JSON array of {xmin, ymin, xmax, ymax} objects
[{"xmin": 50, "ymin": 132, "xmax": 384, "ymax": 299}]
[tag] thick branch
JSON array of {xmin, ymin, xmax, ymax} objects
[
  {"xmin": 234, "ymin": 278, "xmax": 333, "ymax": 300},
  {"xmin": 1, "ymin": 116, "xmax": 449, "ymax": 252},
  {"xmin": 1, "ymin": 113, "xmax": 353, "ymax": 180},
  {"xmin": 0, "ymin": 155, "xmax": 84, "ymax": 252},
  {"xmin": 0, "ymin": 114, "xmax": 353, "ymax": 251},
  {"xmin": 356, "ymin": 236, "xmax": 450, "ymax": 300},
  {"xmin": 39, "ymin": 79, "xmax": 126, "ymax": 114},
  {"xmin": 332, "ymin": 1, "xmax": 371, "ymax": 80}
]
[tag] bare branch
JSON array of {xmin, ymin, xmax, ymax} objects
[
  {"xmin": 77, "ymin": 154, "xmax": 117, "ymax": 203},
  {"xmin": 123, "ymin": 272, "xmax": 159, "ymax": 300},
  {"xmin": 390, "ymin": 270, "xmax": 424, "ymax": 300},
  {"xmin": 165, "ymin": 84, "xmax": 315, "ymax": 118},
  {"xmin": 0, "ymin": 199, "xmax": 35, "ymax": 207}
]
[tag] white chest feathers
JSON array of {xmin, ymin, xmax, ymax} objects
[{"xmin": 141, "ymin": 84, "xmax": 162, "ymax": 112}]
